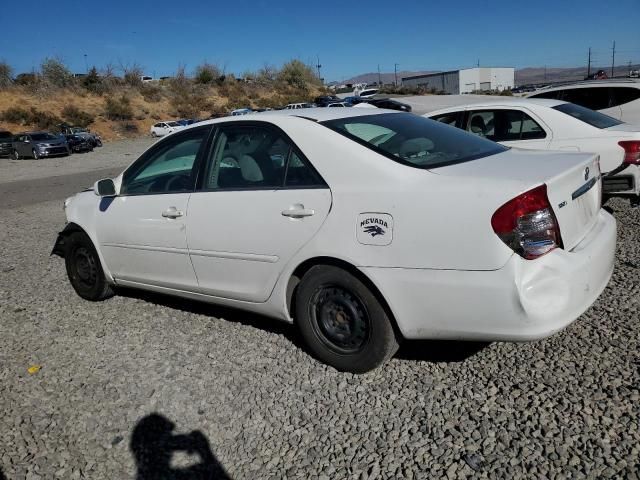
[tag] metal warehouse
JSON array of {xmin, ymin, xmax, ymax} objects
[{"xmin": 402, "ymin": 67, "xmax": 515, "ymax": 94}]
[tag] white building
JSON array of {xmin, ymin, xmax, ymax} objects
[{"xmin": 402, "ymin": 67, "xmax": 515, "ymax": 94}]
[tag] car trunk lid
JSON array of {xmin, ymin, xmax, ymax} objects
[{"xmin": 430, "ymin": 149, "xmax": 602, "ymax": 251}]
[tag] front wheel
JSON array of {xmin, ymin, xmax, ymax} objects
[
  {"xmin": 32, "ymin": 149, "xmax": 39, "ymax": 160},
  {"xmin": 295, "ymin": 265, "xmax": 399, "ymax": 373},
  {"xmin": 64, "ymin": 231, "xmax": 114, "ymax": 301},
  {"xmin": 12, "ymin": 150, "xmax": 19, "ymax": 160}
]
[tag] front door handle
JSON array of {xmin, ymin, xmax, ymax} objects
[
  {"xmin": 282, "ymin": 205, "xmax": 315, "ymax": 218},
  {"xmin": 162, "ymin": 207, "xmax": 184, "ymax": 219}
]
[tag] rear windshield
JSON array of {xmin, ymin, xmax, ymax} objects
[
  {"xmin": 321, "ymin": 113, "xmax": 507, "ymax": 168},
  {"xmin": 553, "ymin": 103, "xmax": 622, "ymax": 129}
]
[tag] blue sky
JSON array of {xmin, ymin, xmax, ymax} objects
[{"xmin": 1, "ymin": 0, "xmax": 639, "ymax": 81}]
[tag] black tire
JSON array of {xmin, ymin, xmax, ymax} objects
[
  {"xmin": 32, "ymin": 149, "xmax": 39, "ymax": 160},
  {"xmin": 64, "ymin": 231, "xmax": 114, "ymax": 301},
  {"xmin": 12, "ymin": 149, "xmax": 19, "ymax": 160},
  {"xmin": 295, "ymin": 265, "xmax": 399, "ymax": 373}
]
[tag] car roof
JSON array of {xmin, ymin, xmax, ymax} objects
[{"xmin": 426, "ymin": 97, "xmax": 566, "ymax": 114}]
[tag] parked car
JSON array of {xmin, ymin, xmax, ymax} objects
[
  {"xmin": 327, "ymin": 102, "xmax": 348, "ymax": 107},
  {"xmin": 357, "ymin": 88, "xmax": 379, "ymax": 98},
  {"xmin": 0, "ymin": 130, "xmax": 13, "ymax": 157},
  {"xmin": 527, "ymin": 79, "xmax": 640, "ymax": 125},
  {"xmin": 314, "ymin": 95, "xmax": 342, "ymax": 107},
  {"xmin": 230, "ymin": 108, "xmax": 253, "ymax": 116},
  {"xmin": 66, "ymin": 134, "xmax": 94, "ymax": 153},
  {"xmin": 59, "ymin": 124, "xmax": 102, "ymax": 147},
  {"xmin": 12, "ymin": 131, "xmax": 70, "ymax": 159},
  {"xmin": 177, "ymin": 119, "xmax": 199, "ymax": 126},
  {"xmin": 150, "ymin": 121, "xmax": 184, "ymax": 137},
  {"xmin": 284, "ymin": 103, "xmax": 315, "ymax": 109},
  {"xmin": 426, "ymin": 98, "xmax": 640, "ymax": 205},
  {"xmin": 54, "ymin": 109, "xmax": 615, "ymax": 373},
  {"xmin": 366, "ymin": 98, "xmax": 412, "ymax": 112}
]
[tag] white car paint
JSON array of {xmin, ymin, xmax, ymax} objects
[
  {"xmin": 425, "ymin": 98, "xmax": 640, "ymax": 200},
  {"xmin": 61, "ymin": 108, "xmax": 615, "ymax": 345},
  {"xmin": 150, "ymin": 121, "xmax": 184, "ymax": 137}
]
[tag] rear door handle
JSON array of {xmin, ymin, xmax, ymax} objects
[
  {"xmin": 282, "ymin": 206, "xmax": 315, "ymax": 218},
  {"xmin": 162, "ymin": 207, "xmax": 184, "ymax": 219}
]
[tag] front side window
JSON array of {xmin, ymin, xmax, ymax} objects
[
  {"xmin": 202, "ymin": 124, "xmax": 324, "ymax": 190},
  {"xmin": 122, "ymin": 127, "xmax": 208, "ymax": 195},
  {"xmin": 322, "ymin": 113, "xmax": 506, "ymax": 169},
  {"xmin": 553, "ymin": 103, "xmax": 622, "ymax": 129},
  {"xmin": 466, "ymin": 110, "xmax": 546, "ymax": 141}
]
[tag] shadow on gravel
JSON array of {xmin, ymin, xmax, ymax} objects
[
  {"xmin": 0, "ymin": 465, "xmax": 6, "ymax": 480},
  {"xmin": 117, "ymin": 288, "xmax": 303, "ymax": 347},
  {"xmin": 396, "ymin": 340, "xmax": 490, "ymax": 363},
  {"xmin": 131, "ymin": 413, "xmax": 231, "ymax": 480},
  {"xmin": 118, "ymin": 288, "xmax": 489, "ymax": 365}
]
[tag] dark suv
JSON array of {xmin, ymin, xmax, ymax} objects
[
  {"xmin": 0, "ymin": 130, "xmax": 13, "ymax": 157},
  {"xmin": 12, "ymin": 132, "xmax": 70, "ymax": 159}
]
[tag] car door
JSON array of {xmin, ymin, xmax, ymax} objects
[
  {"xmin": 95, "ymin": 125, "xmax": 212, "ymax": 290},
  {"xmin": 465, "ymin": 108, "xmax": 551, "ymax": 150},
  {"xmin": 18, "ymin": 135, "xmax": 30, "ymax": 157},
  {"xmin": 186, "ymin": 122, "xmax": 332, "ymax": 302}
]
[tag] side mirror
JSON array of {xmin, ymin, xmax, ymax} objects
[
  {"xmin": 24, "ymin": 139, "xmax": 30, "ymax": 143},
  {"xmin": 94, "ymin": 178, "xmax": 117, "ymax": 197}
]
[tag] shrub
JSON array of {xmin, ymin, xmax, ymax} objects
[
  {"xmin": 0, "ymin": 61, "xmax": 12, "ymax": 89},
  {"xmin": 14, "ymin": 73, "xmax": 38, "ymax": 86},
  {"xmin": 104, "ymin": 95, "xmax": 134, "ymax": 120},
  {"xmin": 122, "ymin": 63, "xmax": 144, "ymax": 87},
  {"xmin": 41, "ymin": 57, "xmax": 73, "ymax": 88},
  {"xmin": 1, "ymin": 106, "xmax": 32, "ymax": 124},
  {"xmin": 194, "ymin": 62, "xmax": 221, "ymax": 85},
  {"xmin": 61, "ymin": 105, "xmax": 94, "ymax": 127},
  {"xmin": 140, "ymin": 83, "xmax": 163, "ymax": 102},
  {"xmin": 82, "ymin": 67, "xmax": 101, "ymax": 92},
  {"xmin": 1, "ymin": 106, "xmax": 61, "ymax": 130},
  {"xmin": 34, "ymin": 111, "xmax": 63, "ymax": 130},
  {"xmin": 278, "ymin": 60, "xmax": 319, "ymax": 89}
]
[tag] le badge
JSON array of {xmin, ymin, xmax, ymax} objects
[{"xmin": 357, "ymin": 213, "xmax": 393, "ymax": 246}]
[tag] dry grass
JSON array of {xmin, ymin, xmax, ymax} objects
[{"xmin": 0, "ymin": 82, "xmax": 325, "ymax": 141}]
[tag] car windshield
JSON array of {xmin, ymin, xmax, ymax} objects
[
  {"xmin": 553, "ymin": 103, "xmax": 622, "ymax": 129},
  {"xmin": 30, "ymin": 133, "xmax": 58, "ymax": 141},
  {"xmin": 321, "ymin": 113, "xmax": 507, "ymax": 169},
  {"xmin": 71, "ymin": 127, "xmax": 87, "ymax": 133}
]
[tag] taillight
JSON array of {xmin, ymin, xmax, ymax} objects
[
  {"xmin": 619, "ymin": 140, "xmax": 640, "ymax": 165},
  {"xmin": 491, "ymin": 184, "xmax": 563, "ymax": 260}
]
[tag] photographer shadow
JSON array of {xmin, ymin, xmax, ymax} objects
[{"xmin": 131, "ymin": 413, "xmax": 231, "ymax": 480}]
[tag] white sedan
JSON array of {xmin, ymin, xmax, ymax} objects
[
  {"xmin": 150, "ymin": 121, "xmax": 184, "ymax": 137},
  {"xmin": 425, "ymin": 98, "xmax": 640, "ymax": 205},
  {"xmin": 53, "ymin": 109, "xmax": 616, "ymax": 373}
]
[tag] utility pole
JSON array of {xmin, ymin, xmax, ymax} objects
[
  {"xmin": 587, "ymin": 47, "xmax": 591, "ymax": 78},
  {"xmin": 394, "ymin": 63, "xmax": 399, "ymax": 86},
  {"xmin": 377, "ymin": 64, "xmax": 381, "ymax": 86},
  {"xmin": 83, "ymin": 54, "xmax": 88, "ymax": 73},
  {"xmin": 316, "ymin": 55, "xmax": 322, "ymax": 82},
  {"xmin": 611, "ymin": 41, "xmax": 616, "ymax": 78},
  {"xmin": 477, "ymin": 59, "xmax": 480, "ymax": 68},
  {"xmin": 544, "ymin": 65, "xmax": 547, "ymax": 82}
]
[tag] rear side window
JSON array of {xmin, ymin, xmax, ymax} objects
[
  {"xmin": 322, "ymin": 113, "xmax": 507, "ymax": 169},
  {"xmin": 553, "ymin": 103, "xmax": 622, "ymax": 129},
  {"xmin": 611, "ymin": 87, "xmax": 640, "ymax": 107},
  {"xmin": 560, "ymin": 87, "xmax": 611, "ymax": 110},
  {"xmin": 466, "ymin": 110, "xmax": 546, "ymax": 141}
]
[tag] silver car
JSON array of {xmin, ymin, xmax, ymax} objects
[{"xmin": 12, "ymin": 132, "xmax": 70, "ymax": 159}]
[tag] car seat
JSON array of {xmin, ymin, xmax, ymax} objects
[{"xmin": 470, "ymin": 115, "xmax": 487, "ymax": 136}]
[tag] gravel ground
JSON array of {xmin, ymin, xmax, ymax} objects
[
  {"xmin": 0, "ymin": 152, "xmax": 639, "ymax": 478},
  {"xmin": 0, "ymin": 138, "xmax": 153, "ymax": 185}
]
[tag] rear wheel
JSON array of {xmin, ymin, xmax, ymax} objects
[
  {"xmin": 295, "ymin": 265, "xmax": 399, "ymax": 373},
  {"xmin": 64, "ymin": 231, "xmax": 114, "ymax": 301}
]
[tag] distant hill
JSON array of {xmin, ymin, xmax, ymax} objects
[
  {"xmin": 340, "ymin": 71, "xmax": 436, "ymax": 85},
  {"xmin": 339, "ymin": 64, "xmax": 640, "ymax": 87}
]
